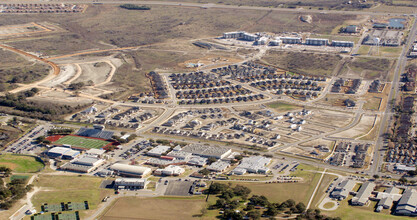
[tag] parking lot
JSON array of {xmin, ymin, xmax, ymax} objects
[{"xmin": 164, "ymin": 180, "xmax": 193, "ymax": 196}]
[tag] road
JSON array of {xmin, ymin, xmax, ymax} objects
[{"xmin": 370, "ymin": 16, "xmax": 417, "ymax": 176}]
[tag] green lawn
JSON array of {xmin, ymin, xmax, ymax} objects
[
  {"xmin": 32, "ymin": 175, "xmax": 113, "ymax": 219},
  {"xmin": 223, "ymin": 164, "xmax": 323, "ymax": 204},
  {"xmin": 54, "ymin": 135, "xmax": 110, "ymax": 149},
  {"xmin": 0, "ymin": 154, "xmax": 44, "ymax": 173},
  {"xmin": 266, "ymin": 101, "xmax": 302, "ymax": 113}
]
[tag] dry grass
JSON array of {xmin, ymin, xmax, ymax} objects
[
  {"xmin": 101, "ymin": 197, "xmax": 206, "ymax": 220},
  {"xmin": 262, "ymin": 50, "xmax": 342, "ymax": 76}
]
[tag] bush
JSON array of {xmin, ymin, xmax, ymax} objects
[{"xmin": 120, "ymin": 4, "xmax": 151, "ymax": 10}]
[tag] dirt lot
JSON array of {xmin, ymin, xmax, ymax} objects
[
  {"xmin": 331, "ymin": 114, "xmax": 379, "ymax": 139},
  {"xmin": 74, "ymin": 62, "xmax": 112, "ymax": 85},
  {"xmin": 261, "ymin": 50, "xmax": 343, "ymax": 76},
  {"xmin": 102, "ymin": 197, "xmax": 205, "ymax": 220}
]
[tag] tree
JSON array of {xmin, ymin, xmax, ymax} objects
[
  {"xmin": 373, "ymin": 174, "xmax": 380, "ymax": 179},
  {"xmin": 208, "ymin": 182, "xmax": 228, "ymax": 194},
  {"xmin": 208, "ymin": 157, "xmax": 217, "ymax": 164},
  {"xmin": 199, "ymin": 168, "xmax": 210, "ymax": 176},
  {"xmin": 400, "ymin": 176, "xmax": 408, "ymax": 184},
  {"xmin": 234, "ymin": 155, "xmax": 243, "ymax": 161},
  {"xmin": 249, "ymin": 195, "xmax": 269, "ymax": 207},
  {"xmin": 233, "ymin": 185, "xmax": 251, "ymax": 197},
  {"xmin": 295, "ymin": 202, "xmax": 306, "ymax": 213},
  {"xmin": 246, "ymin": 210, "xmax": 261, "ymax": 220},
  {"xmin": 264, "ymin": 205, "xmax": 280, "ymax": 217},
  {"xmin": 214, "ymin": 198, "xmax": 226, "ymax": 209}
]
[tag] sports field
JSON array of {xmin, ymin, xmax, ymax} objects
[
  {"xmin": 54, "ymin": 135, "xmax": 110, "ymax": 149},
  {"xmin": 0, "ymin": 154, "xmax": 44, "ymax": 173}
]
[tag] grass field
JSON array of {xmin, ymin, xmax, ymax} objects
[
  {"xmin": 223, "ymin": 164, "xmax": 324, "ymax": 204},
  {"xmin": 32, "ymin": 175, "xmax": 112, "ymax": 218},
  {"xmin": 101, "ymin": 196, "xmax": 206, "ymax": 220},
  {"xmin": 340, "ymin": 57, "xmax": 395, "ymax": 80},
  {"xmin": 0, "ymin": 154, "xmax": 44, "ymax": 173},
  {"xmin": 266, "ymin": 101, "xmax": 302, "ymax": 113},
  {"xmin": 54, "ymin": 135, "xmax": 110, "ymax": 149},
  {"xmin": 262, "ymin": 51, "xmax": 342, "ymax": 76}
]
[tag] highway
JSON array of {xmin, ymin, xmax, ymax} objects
[{"xmin": 370, "ymin": 16, "xmax": 417, "ymax": 176}]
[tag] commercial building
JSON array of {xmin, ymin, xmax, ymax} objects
[
  {"xmin": 305, "ymin": 38, "xmax": 329, "ymax": 46},
  {"xmin": 147, "ymin": 145, "xmax": 170, "ymax": 157},
  {"xmin": 345, "ymin": 25, "xmax": 358, "ymax": 33},
  {"xmin": 395, "ymin": 189, "xmax": 417, "ymax": 216},
  {"xmin": 187, "ymin": 156, "xmax": 208, "ymax": 167},
  {"xmin": 330, "ymin": 180, "xmax": 356, "ymax": 200},
  {"xmin": 110, "ymin": 163, "xmax": 152, "ymax": 178},
  {"xmin": 280, "ymin": 37, "xmax": 302, "ymax": 44},
  {"xmin": 167, "ymin": 150, "xmax": 192, "ymax": 160},
  {"xmin": 85, "ymin": 149, "xmax": 106, "ymax": 158},
  {"xmin": 207, "ymin": 160, "xmax": 230, "ymax": 172},
  {"xmin": 351, "ymin": 182, "xmax": 375, "ymax": 206},
  {"xmin": 47, "ymin": 147, "xmax": 80, "ymax": 159},
  {"xmin": 114, "ymin": 178, "xmax": 148, "ymax": 190},
  {"xmin": 60, "ymin": 156, "xmax": 105, "ymax": 173},
  {"xmin": 154, "ymin": 165, "xmax": 185, "ymax": 176},
  {"xmin": 332, "ymin": 41, "xmax": 354, "ymax": 47},
  {"xmin": 376, "ymin": 187, "xmax": 402, "ymax": 210},
  {"xmin": 232, "ymin": 156, "xmax": 270, "ymax": 175},
  {"xmin": 180, "ymin": 144, "xmax": 232, "ymax": 159}
]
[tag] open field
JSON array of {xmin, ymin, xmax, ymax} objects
[
  {"xmin": 266, "ymin": 101, "xmax": 303, "ymax": 113},
  {"xmin": 32, "ymin": 175, "xmax": 113, "ymax": 218},
  {"xmin": 339, "ymin": 57, "xmax": 395, "ymax": 80},
  {"xmin": 332, "ymin": 115, "xmax": 379, "ymax": 139},
  {"xmin": 0, "ymin": 5, "xmax": 355, "ymax": 53},
  {"xmin": 227, "ymin": 164, "xmax": 323, "ymax": 204},
  {"xmin": 363, "ymin": 84, "xmax": 391, "ymax": 112},
  {"xmin": 0, "ymin": 154, "xmax": 44, "ymax": 173},
  {"xmin": 101, "ymin": 196, "xmax": 206, "ymax": 220},
  {"xmin": 53, "ymin": 135, "xmax": 110, "ymax": 149},
  {"xmin": 262, "ymin": 51, "xmax": 343, "ymax": 76},
  {"xmin": 316, "ymin": 94, "xmax": 358, "ymax": 107},
  {"xmin": 74, "ymin": 62, "xmax": 112, "ymax": 85},
  {"xmin": 0, "ymin": 48, "xmax": 50, "ymax": 92}
]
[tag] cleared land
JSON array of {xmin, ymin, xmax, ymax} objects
[
  {"xmin": 53, "ymin": 135, "xmax": 110, "ymax": 149},
  {"xmin": 262, "ymin": 51, "xmax": 342, "ymax": 76},
  {"xmin": 32, "ymin": 175, "xmax": 112, "ymax": 218},
  {"xmin": 0, "ymin": 154, "xmax": 44, "ymax": 173},
  {"xmin": 339, "ymin": 57, "xmax": 395, "ymax": 80},
  {"xmin": 332, "ymin": 115, "xmax": 379, "ymax": 139},
  {"xmin": 101, "ymin": 197, "xmax": 206, "ymax": 220}
]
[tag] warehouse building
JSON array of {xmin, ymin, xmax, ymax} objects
[
  {"xmin": 332, "ymin": 41, "xmax": 354, "ymax": 47},
  {"xmin": 47, "ymin": 147, "xmax": 80, "ymax": 159},
  {"xmin": 154, "ymin": 165, "xmax": 185, "ymax": 176},
  {"xmin": 351, "ymin": 182, "xmax": 375, "ymax": 206},
  {"xmin": 110, "ymin": 163, "xmax": 152, "ymax": 178},
  {"xmin": 207, "ymin": 160, "xmax": 230, "ymax": 172},
  {"xmin": 330, "ymin": 179, "xmax": 356, "ymax": 200},
  {"xmin": 305, "ymin": 38, "xmax": 329, "ymax": 46},
  {"xmin": 167, "ymin": 150, "xmax": 192, "ymax": 160},
  {"xmin": 187, "ymin": 156, "xmax": 208, "ymax": 167},
  {"xmin": 147, "ymin": 145, "xmax": 170, "ymax": 157},
  {"xmin": 232, "ymin": 156, "xmax": 270, "ymax": 175},
  {"xmin": 114, "ymin": 178, "xmax": 148, "ymax": 190},
  {"xmin": 223, "ymin": 31, "xmax": 244, "ymax": 39},
  {"xmin": 280, "ymin": 37, "xmax": 302, "ymax": 44},
  {"xmin": 395, "ymin": 189, "xmax": 417, "ymax": 216},
  {"xmin": 346, "ymin": 25, "xmax": 358, "ymax": 33}
]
